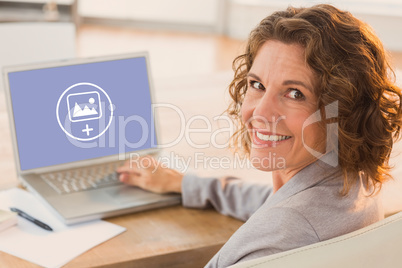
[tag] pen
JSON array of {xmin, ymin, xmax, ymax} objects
[{"xmin": 10, "ymin": 207, "xmax": 53, "ymax": 231}]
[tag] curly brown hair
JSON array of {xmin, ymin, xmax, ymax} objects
[{"xmin": 228, "ymin": 4, "xmax": 402, "ymax": 194}]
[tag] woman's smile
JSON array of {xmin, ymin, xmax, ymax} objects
[{"xmin": 251, "ymin": 129, "xmax": 292, "ymax": 147}]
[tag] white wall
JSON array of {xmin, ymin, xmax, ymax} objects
[
  {"xmin": 0, "ymin": 23, "xmax": 76, "ymax": 91},
  {"xmin": 225, "ymin": 0, "xmax": 402, "ymax": 51},
  {"xmin": 79, "ymin": 0, "xmax": 220, "ymax": 27}
]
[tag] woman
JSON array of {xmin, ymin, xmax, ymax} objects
[{"xmin": 117, "ymin": 4, "xmax": 402, "ymax": 267}]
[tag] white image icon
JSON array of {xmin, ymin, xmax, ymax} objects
[
  {"xmin": 56, "ymin": 82, "xmax": 113, "ymax": 142},
  {"xmin": 67, "ymin": 91, "xmax": 102, "ymax": 122}
]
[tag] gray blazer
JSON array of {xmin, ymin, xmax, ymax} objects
[{"xmin": 181, "ymin": 155, "xmax": 383, "ymax": 267}]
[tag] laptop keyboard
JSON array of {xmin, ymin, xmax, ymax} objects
[{"xmin": 40, "ymin": 163, "xmax": 122, "ymax": 194}]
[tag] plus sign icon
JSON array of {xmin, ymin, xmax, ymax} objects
[{"xmin": 56, "ymin": 82, "xmax": 114, "ymax": 141}]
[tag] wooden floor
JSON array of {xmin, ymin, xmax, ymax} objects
[
  {"xmin": 76, "ymin": 24, "xmax": 246, "ymax": 80},
  {"xmin": 76, "ymin": 23, "xmax": 402, "ymax": 78}
]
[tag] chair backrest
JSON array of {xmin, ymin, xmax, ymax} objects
[
  {"xmin": 0, "ymin": 22, "xmax": 76, "ymax": 91},
  {"xmin": 229, "ymin": 211, "xmax": 402, "ymax": 268}
]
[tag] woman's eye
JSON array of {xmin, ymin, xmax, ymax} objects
[
  {"xmin": 286, "ymin": 89, "xmax": 305, "ymax": 100},
  {"xmin": 249, "ymin": 80, "xmax": 265, "ymax": 90}
]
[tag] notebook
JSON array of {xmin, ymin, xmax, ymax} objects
[{"xmin": 3, "ymin": 52, "xmax": 181, "ymax": 225}]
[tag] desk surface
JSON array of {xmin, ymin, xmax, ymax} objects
[
  {"xmin": 0, "ymin": 72, "xmax": 266, "ymax": 267},
  {"xmin": 0, "ymin": 205, "xmax": 243, "ymax": 267}
]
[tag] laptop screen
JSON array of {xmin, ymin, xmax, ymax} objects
[{"xmin": 7, "ymin": 55, "xmax": 157, "ymax": 171}]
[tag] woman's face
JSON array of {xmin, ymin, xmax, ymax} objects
[{"xmin": 241, "ymin": 40, "xmax": 325, "ymax": 172}]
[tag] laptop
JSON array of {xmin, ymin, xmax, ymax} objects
[{"xmin": 3, "ymin": 52, "xmax": 181, "ymax": 225}]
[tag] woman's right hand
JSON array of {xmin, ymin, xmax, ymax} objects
[{"xmin": 116, "ymin": 155, "xmax": 183, "ymax": 194}]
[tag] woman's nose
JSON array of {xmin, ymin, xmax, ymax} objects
[{"xmin": 252, "ymin": 91, "xmax": 281, "ymax": 126}]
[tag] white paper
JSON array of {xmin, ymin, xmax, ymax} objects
[{"xmin": 0, "ymin": 188, "xmax": 126, "ymax": 268}]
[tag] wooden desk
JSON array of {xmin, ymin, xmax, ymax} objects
[
  {"xmin": 0, "ymin": 72, "xmax": 263, "ymax": 267},
  {"xmin": 0, "ymin": 205, "xmax": 243, "ymax": 267}
]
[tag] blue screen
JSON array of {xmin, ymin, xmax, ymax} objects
[{"xmin": 8, "ymin": 57, "xmax": 157, "ymax": 171}]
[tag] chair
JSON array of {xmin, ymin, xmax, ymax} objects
[{"xmin": 229, "ymin": 211, "xmax": 402, "ymax": 268}]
